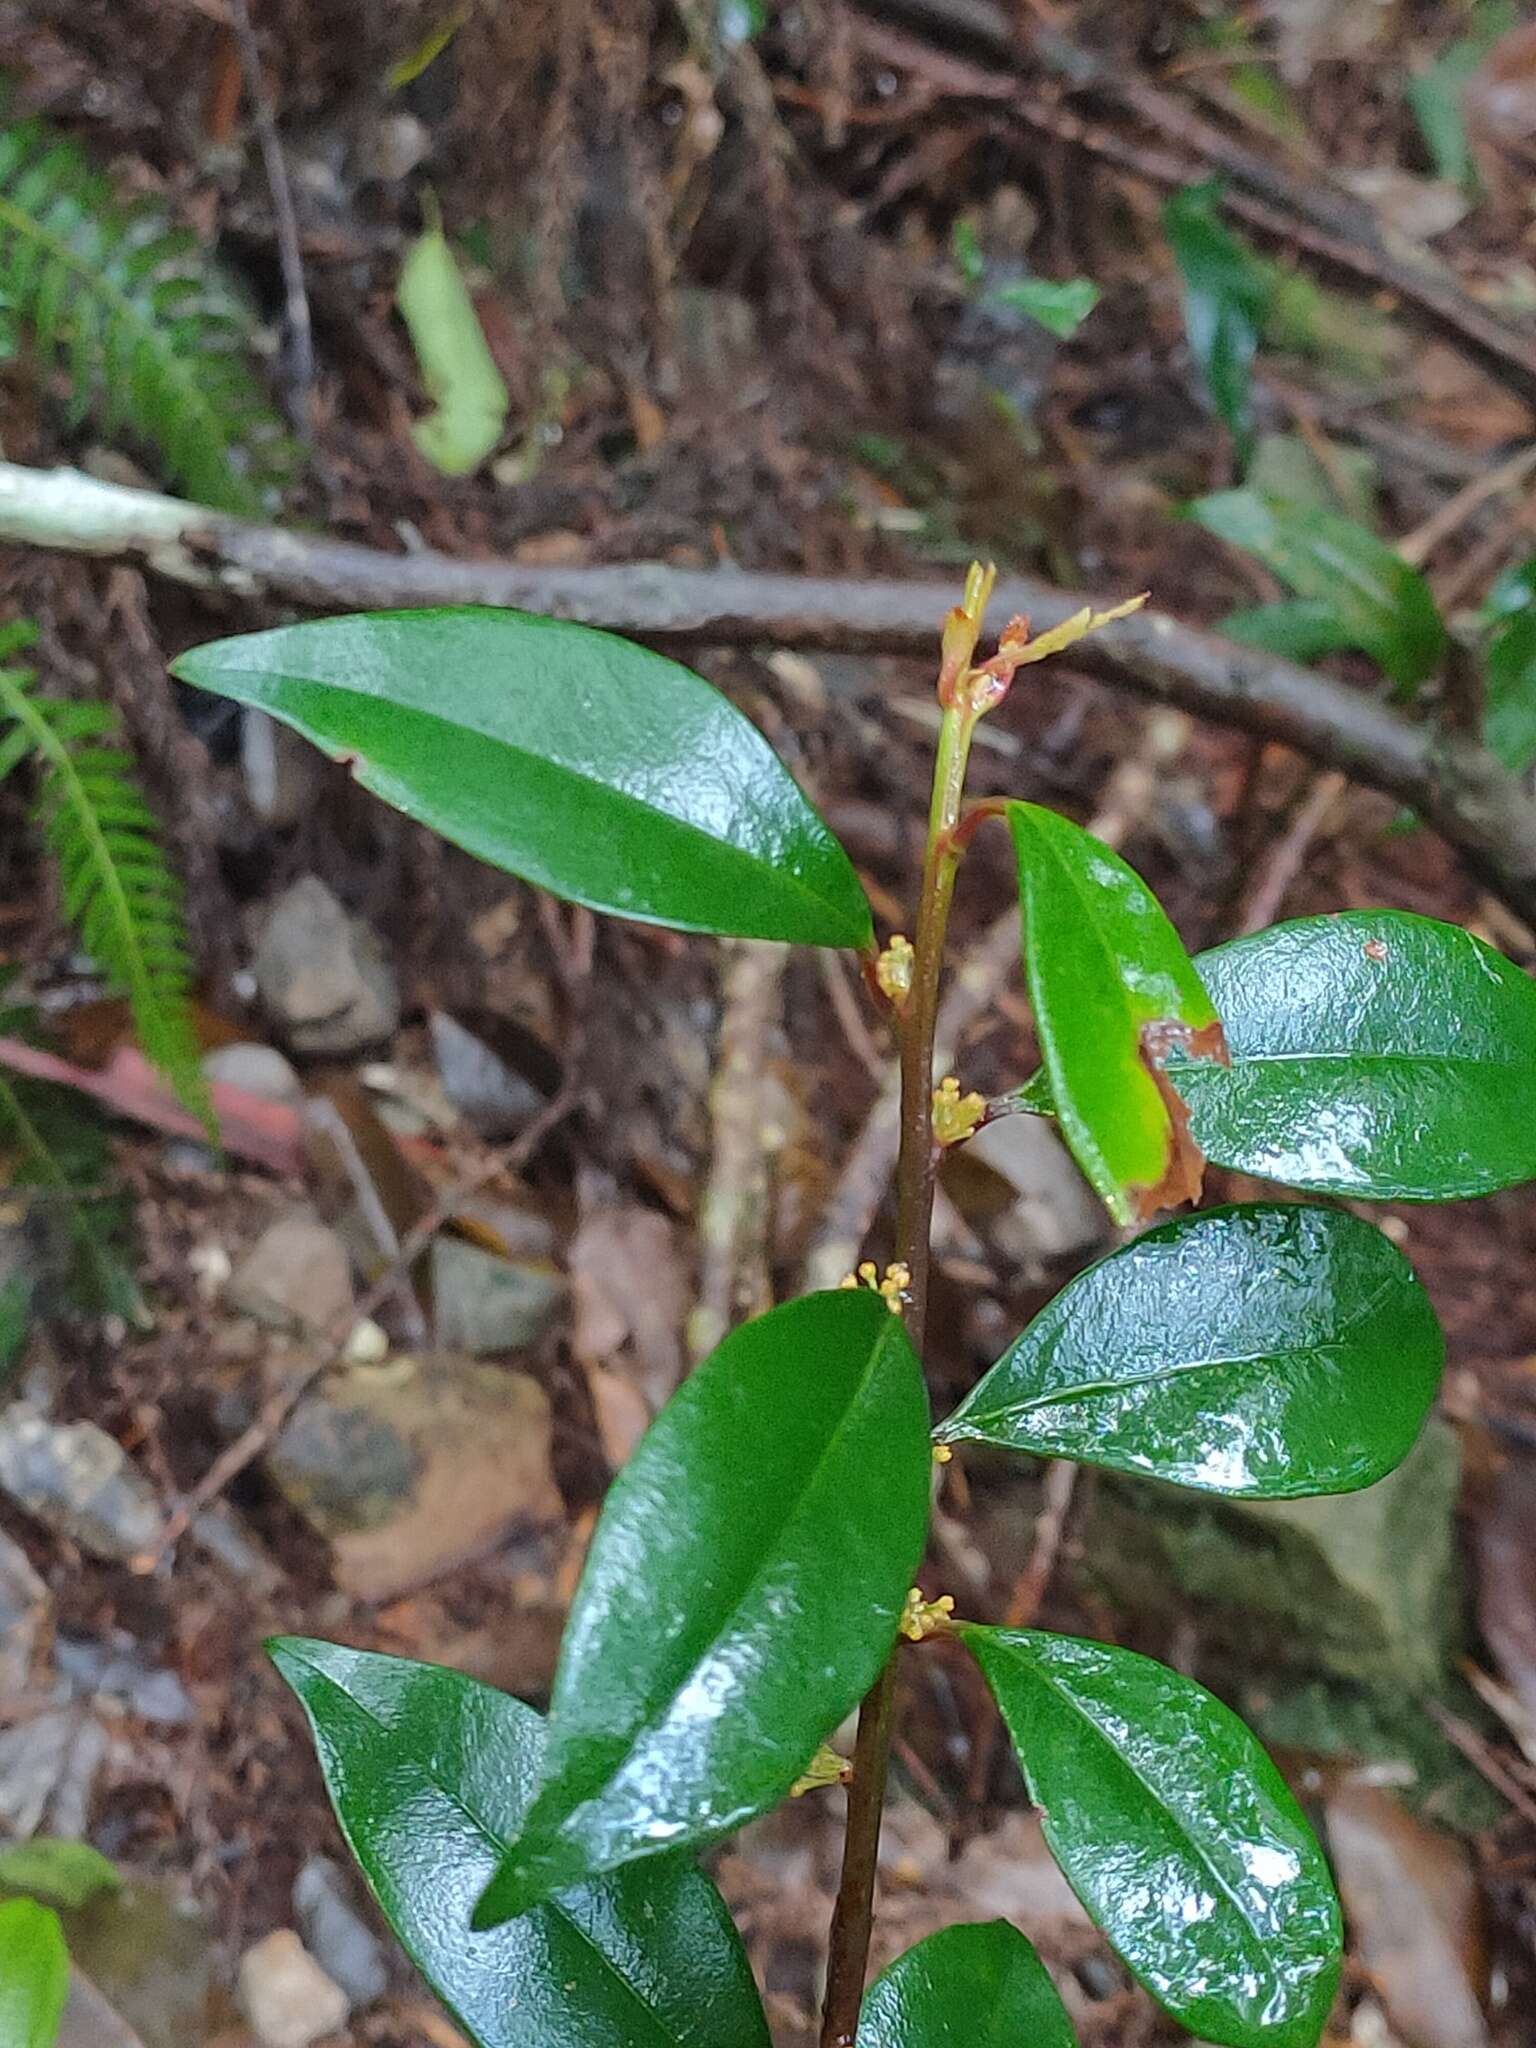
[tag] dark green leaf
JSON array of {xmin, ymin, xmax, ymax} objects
[
  {"xmin": 1219, "ymin": 600, "xmax": 1359, "ymax": 665},
  {"xmin": 1482, "ymin": 559, "xmax": 1536, "ymax": 776},
  {"xmin": 859, "ymin": 1921, "xmax": 1075, "ymax": 2048},
  {"xmin": 1162, "ymin": 182, "xmax": 1272, "ymax": 450},
  {"xmin": 961, "ymin": 1627, "xmax": 1341, "ymax": 2048},
  {"xmin": 986, "ymin": 276, "xmax": 1101, "ymax": 339},
  {"xmin": 936, "ymin": 1203, "xmax": 1442, "ymax": 1497},
  {"xmin": 0, "ymin": 1897, "xmax": 69, "ymax": 2048},
  {"xmin": 475, "ymin": 1290, "xmax": 931, "ymax": 1925},
  {"xmin": 0, "ymin": 1839, "xmax": 119, "ymax": 1910},
  {"xmin": 1188, "ymin": 490, "xmax": 1446, "ymax": 693},
  {"xmin": 1005, "ymin": 801, "xmax": 1226, "ymax": 1226},
  {"xmin": 271, "ymin": 1639, "xmax": 770, "ymax": 2048},
  {"xmin": 1174, "ymin": 910, "xmax": 1536, "ymax": 1199},
  {"xmin": 171, "ymin": 611, "xmax": 872, "ymax": 949}
]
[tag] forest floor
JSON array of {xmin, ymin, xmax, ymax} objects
[{"xmin": 3, "ymin": 2, "xmax": 1536, "ymax": 2044}]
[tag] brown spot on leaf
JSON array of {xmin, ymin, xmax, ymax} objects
[
  {"xmin": 1128, "ymin": 1016, "xmax": 1231, "ymax": 1222},
  {"xmin": 1364, "ymin": 937, "xmax": 1389, "ymax": 962}
]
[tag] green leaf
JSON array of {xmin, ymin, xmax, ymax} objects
[
  {"xmin": 961, "ymin": 1627, "xmax": 1341, "ymax": 2048},
  {"xmin": 859, "ymin": 1921, "xmax": 1075, "ymax": 2048},
  {"xmin": 1219, "ymin": 599, "xmax": 1360, "ymax": 665},
  {"xmin": 0, "ymin": 1897, "xmax": 69, "ymax": 2048},
  {"xmin": 1188, "ymin": 489, "xmax": 1446, "ymax": 694},
  {"xmin": 1482, "ymin": 559, "xmax": 1536, "ymax": 776},
  {"xmin": 986, "ymin": 276, "xmax": 1101, "ymax": 340},
  {"xmin": 0, "ymin": 1840, "xmax": 119, "ymax": 1910},
  {"xmin": 397, "ymin": 212, "xmax": 510, "ymax": 477},
  {"xmin": 270, "ymin": 1639, "xmax": 770, "ymax": 2048},
  {"xmin": 935, "ymin": 1202, "xmax": 1442, "ymax": 1497},
  {"xmin": 474, "ymin": 1290, "xmax": 931, "ymax": 1925},
  {"xmin": 1162, "ymin": 182, "xmax": 1272, "ymax": 450},
  {"xmin": 1174, "ymin": 910, "xmax": 1536, "ymax": 1200},
  {"xmin": 171, "ymin": 610, "xmax": 872, "ymax": 949},
  {"xmin": 1005, "ymin": 801, "xmax": 1226, "ymax": 1226}
]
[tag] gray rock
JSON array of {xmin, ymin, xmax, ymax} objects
[
  {"xmin": 228, "ymin": 1216, "xmax": 353, "ymax": 1336},
  {"xmin": 201, "ymin": 1041, "xmax": 304, "ymax": 1108},
  {"xmin": 252, "ymin": 877, "xmax": 398, "ymax": 1055},
  {"xmin": 0, "ymin": 1525, "xmax": 47, "ymax": 1694},
  {"xmin": 238, "ymin": 1929, "xmax": 349, "ymax": 2048},
  {"xmin": 431, "ymin": 1235, "xmax": 564, "ymax": 1356},
  {"xmin": 293, "ymin": 1857, "xmax": 390, "ymax": 2006},
  {"xmin": 429, "ymin": 1011, "xmax": 545, "ymax": 1138},
  {"xmin": 0, "ymin": 1402, "xmax": 162, "ymax": 1562}
]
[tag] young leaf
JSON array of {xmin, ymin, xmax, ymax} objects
[
  {"xmin": 935, "ymin": 1203, "xmax": 1443, "ymax": 1497},
  {"xmin": 270, "ymin": 1639, "xmax": 771, "ymax": 2048},
  {"xmin": 397, "ymin": 212, "xmax": 510, "ymax": 477},
  {"xmin": 0, "ymin": 1839, "xmax": 120, "ymax": 1910},
  {"xmin": 0, "ymin": 1897, "xmax": 69, "ymax": 2048},
  {"xmin": 859, "ymin": 1921, "xmax": 1075, "ymax": 2048},
  {"xmin": 1163, "ymin": 181, "xmax": 1272, "ymax": 450},
  {"xmin": 1175, "ymin": 910, "xmax": 1536, "ymax": 1200},
  {"xmin": 1188, "ymin": 489, "xmax": 1446, "ymax": 694},
  {"xmin": 986, "ymin": 276, "xmax": 1101, "ymax": 340},
  {"xmin": 172, "ymin": 610, "xmax": 872, "ymax": 950},
  {"xmin": 473, "ymin": 1289, "xmax": 931, "ymax": 1925},
  {"xmin": 961, "ymin": 1627, "xmax": 1341, "ymax": 2048},
  {"xmin": 1005, "ymin": 801, "xmax": 1227, "ymax": 1226}
]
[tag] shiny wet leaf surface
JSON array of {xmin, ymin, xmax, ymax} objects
[
  {"xmin": 475, "ymin": 1289, "xmax": 932, "ymax": 1925},
  {"xmin": 962, "ymin": 1625, "xmax": 1341, "ymax": 2048},
  {"xmin": 270, "ymin": 1638, "xmax": 772, "ymax": 2048},
  {"xmin": 173, "ymin": 609, "xmax": 872, "ymax": 949},
  {"xmin": 936, "ymin": 1203, "xmax": 1443, "ymax": 1497},
  {"xmin": 859, "ymin": 1919, "xmax": 1077, "ymax": 2048}
]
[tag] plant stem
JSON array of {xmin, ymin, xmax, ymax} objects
[{"xmin": 819, "ymin": 699, "xmax": 977, "ymax": 2048}]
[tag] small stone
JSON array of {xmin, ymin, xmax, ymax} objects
[
  {"xmin": 252, "ymin": 877, "xmax": 398, "ymax": 1055},
  {"xmin": 428, "ymin": 1012, "xmax": 545, "ymax": 1138},
  {"xmin": 228, "ymin": 1216, "xmax": 353, "ymax": 1336},
  {"xmin": 0, "ymin": 1403, "xmax": 162, "ymax": 1562},
  {"xmin": 430, "ymin": 1236, "xmax": 564, "ymax": 1356},
  {"xmin": 293, "ymin": 1857, "xmax": 390, "ymax": 2007},
  {"xmin": 202, "ymin": 1041, "xmax": 304, "ymax": 1108},
  {"xmin": 0, "ymin": 1525, "xmax": 48, "ymax": 1694},
  {"xmin": 238, "ymin": 1929, "xmax": 349, "ymax": 2048}
]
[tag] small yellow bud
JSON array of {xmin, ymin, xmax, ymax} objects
[
  {"xmin": 875, "ymin": 934, "xmax": 915, "ymax": 1006},
  {"xmin": 932, "ymin": 1442, "xmax": 953, "ymax": 1465},
  {"xmin": 838, "ymin": 1260, "xmax": 911, "ymax": 1315},
  {"xmin": 932, "ymin": 1074, "xmax": 985, "ymax": 1147},
  {"xmin": 791, "ymin": 1742, "xmax": 852, "ymax": 1796},
  {"xmin": 899, "ymin": 1587, "xmax": 958, "ymax": 1643}
]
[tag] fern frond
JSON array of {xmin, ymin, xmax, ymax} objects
[
  {"xmin": 0, "ymin": 630, "xmax": 214, "ymax": 1144},
  {"xmin": 0, "ymin": 107, "xmax": 293, "ymax": 514}
]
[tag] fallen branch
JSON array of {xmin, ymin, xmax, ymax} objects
[{"xmin": 6, "ymin": 460, "xmax": 1536, "ymax": 920}]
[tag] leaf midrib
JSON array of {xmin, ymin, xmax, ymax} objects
[{"xmin": 286, "ymin": 1653, "xmax": 691, "ymax": 2048}]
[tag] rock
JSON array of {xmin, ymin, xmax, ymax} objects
[
  {"xmin": 267, "ymin": 1353, "xmax": 562, "ymax": 1602},
  {"xmin": 1083, "ymin": 1419, "xmax": 1463, "ymax": 1692},
  {"xmin": 943, "ymin": 1114, "xmax": 1106, "ymax": 1274},
  {"xmin": 0, "ymin": 1709, "xmax": 107, "ymax": 1840},
  {"xmin": 252, "ymin": 877, "xmax": 398, "ymax": 1055},
  {"xmin": 292, "ymin": 1857, "xmax": 389, "ymax": 2007},
  {"xmin": 60, "ymin": 1879, "xmax": 223, "ymax": 2048},
  {"xmin": 202, "ymin": 1042, "xmax": 304, "ymax": 1109},
  {"xmin": 0, "ymin": 1402, "xmax": 163, "ymax": 1562},
  {"xmin": 429, "ymin": 1236, "xmax": 564, "ymax": 1356},
  {"xmin": 237, "ymin": 1930, "xmax": 349, "ymax": 2048},
  {"xmin": 0, "ymin": 1525, "xmax": 48, "ymax": 1694},
  {"xmin": 228, "ymin": 1216, "xmax": 353, "ymax": 1336},
  {"xmin": 428, "ymin": 1011, "xmax": 545, "ymax": 1138},
  {"xmin": 1326, "ymin": 1781, "xmax": 1491, "ymax": 2048}
]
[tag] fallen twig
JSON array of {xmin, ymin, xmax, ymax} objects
[
  {"xmin": 5, "ymin": 462, "xmax": 1536, "ymax": 918},
  {"xmin": 226, "ymin": 0, "xmax": 315, "ymax": 432}
]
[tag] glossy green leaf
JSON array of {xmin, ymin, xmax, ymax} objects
[
  {"xmin": 0, "ymin": 1839, "xmax": 119, "ymax": 1909},
  {"xmin": 1188, "ymin": 490, "xmax": 1446, "ymax": 693},
  {"xmin": 271, "ymin": 1639, "xmax": 770, "ymax": 2048},
  {"xmin": 859, "ymin": 1921, "xmax": 1075, "ymax": 2048},
  {"xmin": 1006, "ymin": 801, "xmax": 1226, "ymax": 1226},
  {"xmin": 962, "ymin": 1627, "xmax": 1341, "ymax": 2048},
  {"xmin": 1174, "ymin": 910, "xmax": 1536, "ymax": 1199},
  {"xmin": 1220, "ymin": 599, "xmax": 1359, "ymax": 665},
  {"xmin": 987, "ymin": 276, "xmax": 1101, "ymax": 339},
  {"xmin": 475, "ymin": 1289, "xmax": 931, "ymax": 1926},
  {"xmin": 936, "ymin": 1203, "xmax": 1442, "ymax": 1497},
  {"xmin": 0, "ymin": 1897, "xmax": 69, "ymax": 2048},
  {"xmin": 1163, "ymin": 181, "xmax": 1272, "ymax": 450},
  {"xmin": 171, "ymin": 611, "xmax": 873, "ymax": 949}
]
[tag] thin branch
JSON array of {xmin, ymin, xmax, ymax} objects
[
  {"xmin": 226, "ymin": 0, "xmax": 315, "ymax": 433},
  {"xmin": 4, "ymin": 461, "xmax": 1536, "ymax": 920}
]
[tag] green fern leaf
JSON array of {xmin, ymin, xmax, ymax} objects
[
  {"xmin": 0, "ymin": 627, "xmax": 214, "ymax": 1145},
  {"xmin": 0, "ymin": 106, "xmax": 292, "ymax": 513}
]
